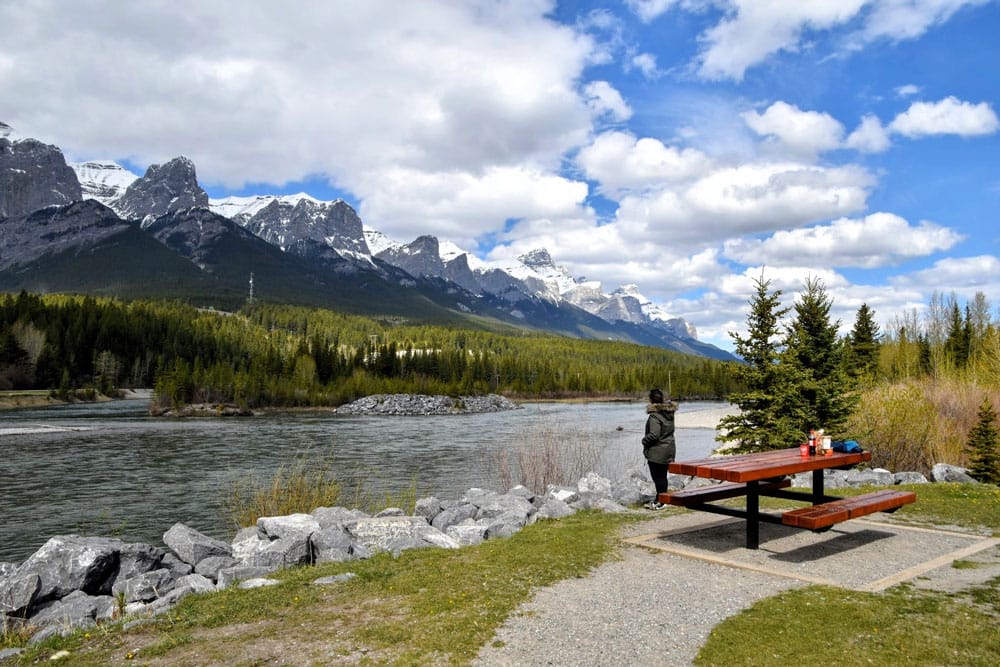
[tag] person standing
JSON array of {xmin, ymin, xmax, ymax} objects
[{"xmin": 642, "ymin": 388, "xmax": 677, "ymax": 509}]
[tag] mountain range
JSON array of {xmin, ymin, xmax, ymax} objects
[{"xmin": 0, "ymin": 122, "xmax": 735, "ymax": 361}]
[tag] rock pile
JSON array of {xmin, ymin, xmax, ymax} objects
[
  {"xmin": 0, "ymin": 462, "xmax": 980, "ymax": 647},
  {"xmin": 334, "ymin": 393, "xmax": 521, "ymax": 415}
]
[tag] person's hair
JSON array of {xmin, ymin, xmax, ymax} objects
[{"xmin": 649, "ymin": 388, "xmax": 664, "ymax": 403}]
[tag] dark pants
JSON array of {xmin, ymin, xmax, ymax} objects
[{"xmin": 647, "ymin": 460, "xmax": 671, "ymax": 495}]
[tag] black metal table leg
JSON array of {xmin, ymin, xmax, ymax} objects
[
  {"xmin": 746, "ymin": 480, "xmax": 759, "ymax": 549},
  {"xmin": 812, "ymin": 468, "xmax": 824, "ymax": 505}
]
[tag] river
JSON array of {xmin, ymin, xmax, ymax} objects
[{"xmin": 0, "ymin": 398, "xmax": 730, "ymax": 563}]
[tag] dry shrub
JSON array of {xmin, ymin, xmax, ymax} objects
[
  {"xmin": 224, "ymin": 455, "xmax": 342, "ymax": 530},
  {"xmin": 846, "ymin": 377, "xmax": 1000, "ymax": 473},
  {"xmin": 492, "ymin": 428, "xmax": 601, "ymax": 494}
]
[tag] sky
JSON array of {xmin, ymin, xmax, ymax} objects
[{"xmin": 1, "ymin": 0, "xmax": 998, "ymax": 352}]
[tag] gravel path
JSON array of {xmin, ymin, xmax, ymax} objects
[{"xmin": 473, "ymin": 521, "xmax": 802, "ymax": 666}]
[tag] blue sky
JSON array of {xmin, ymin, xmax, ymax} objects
[{"xmin": 1, "ymin": 1, "xmax": 998, "ymax": 351}]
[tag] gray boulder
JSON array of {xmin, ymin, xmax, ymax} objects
[
  {"xmin": 544, "ymin": 486, "xmax": 580, "ymax": 505},
  {"xmin": 243, "ymin": 535, "xmax": 312, "ymax": 569},
  {"xmin": 431, "ymin": 503, "xmax": 478, "ymax": 532},
  {"xmin": 159, "ymin": 552, "xmax": 194, "ymax": 579},
  {"xmin": 413, "ymin": 496, "xmax": 443, "ymax": 522},
  {"xmin": 194, "ymin": 556, "xmax": 239, "ymax": 581},
  {"xmin": 313, "ymin": 573, "xmax": 357, "ymax": 585},
  {"xmin": 931, "ymin": 463, "xmax": 977, "ymax": 484},
  {"xmin": 311, "ymin": 527, "xmax": 355, "ymax": 564},
  {"xmin": 28, "ymin": 590, "xmax": 98, "ymax": 643},
  {"xmin": 174, "ymin": 573, "xmax": 216, "ymax": 595},
  {"xmin": 845, "ymin": 468, "xmax": 895, "ymax": 487},
  {"xmin": 312, "ymin": 506, "xmax": 368, "ymax": 530},
  {"xmin": 0, "ymin": 562, "xmax": 17, "ymax": 577},
  {"xmin": 593, "ymin": 498, "xmax": 629, "ymax": 514},
  {"xmin": 0, "ymin": 572, "xmax": 40, "ymax": 617},
  {"xmin": 115, "ymin": 542, "xmax": 165, "ymax": 584},
  {"xmin": 114, "ymin": 568, "xmax": 175, "ymax": 603},
  {"xmin": 238, "ymin": 578, "xmax": 279, "ymax": 590},
  {"xmin": 257, "ymin": 513, "xmax": 320, "ymax": 541},
  {"xmin": 217, "ymin": 565, "xmax": 276, "ymax": 590},
  {"xmin": 507, "ymin": 485, "xmax": 535, "ymax": 502},
  {"xmin": 163, "ymin": 523, "xmax": 232, "ymax": 566},
  {"xmin": 345, "ymin": 516, "xmax": 460, "ymax": 553},
  {"xmin": 483, "ymin": 512, "xmax": 527, "ymax": 540},
  {"xmin": 462, "ymin": 487, "xmax": 501, "ymax": 507},
  {"xmin": 893, "ymin": 471, "xmax": 929, "ymax": 485},
  {"xmin": 533, "ymin": 497, "xmax": 575, "ymax": 521},
  {"xmin": 475, "ymin": 494, "xmax": 534, "ymax": 521},
  {"xmin": 577, "ymin": 472, "xmax": 613, "ymax": 498},
  {"xmin": 445, "ymin": 521, "xmax": 488, "ymax": 547},
  {"xmin": 15, "ymin": 535, "xmax": 123, "ymax": 602}
]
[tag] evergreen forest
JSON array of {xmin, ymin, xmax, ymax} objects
[{"xmin": 0, "ymin": 291, "xmax": 739, "ymax": 409}]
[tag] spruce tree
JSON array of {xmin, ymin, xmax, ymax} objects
[
  {"xmin": 966, "ymin": 398, "xmax": 1000, "ymax": 485},
  {"xmin": 784, "ymin": 276, "xmax": 856, "ymax": 436},
  {"xmin": 717, "ymin": 274, "xmax": 806, "ymax": 452},
  {"xmin": 846, "ymin": 302, "xmax": 881, "ymax": 382}
]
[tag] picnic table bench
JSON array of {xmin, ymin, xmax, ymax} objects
[{"xmin": 661, "ymin": 447, "xmax": 916, "ymax": 549}]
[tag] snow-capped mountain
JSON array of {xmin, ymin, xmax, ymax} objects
[
  {"xmin": 70, "ymin": 160, "xmax": 138, "ymax": 204},
  {"xmin": 64, "ymin": 151, "xmax": 705, "ymax": 347}
]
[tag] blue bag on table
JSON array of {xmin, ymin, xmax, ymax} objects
[{"xmin": 832, "ymin": 439, "xmax": 862, "ymax": 453}]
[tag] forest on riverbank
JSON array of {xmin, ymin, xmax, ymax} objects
[{"xmin": 0, "ymin": 291, "xmax": 737, "ymax": 409}]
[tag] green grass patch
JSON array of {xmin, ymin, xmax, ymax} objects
[
  {"xmin": 696, "ymin": 585, "xmax": 999, "ymax": 667},
  {"xmin": 14, "ymin": 510, "xmax": 641, "ymax": 666}
]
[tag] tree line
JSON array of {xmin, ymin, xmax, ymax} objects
[
  {"xmin": 0, "ymin": 291, "xmax": 739, "ymax": 408},
  {"xmin": 719, "ymin": 274, "xmax": 999, "ymax": 482}
]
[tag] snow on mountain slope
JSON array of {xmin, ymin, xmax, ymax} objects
[
  {"xmin": 210, "ymin": 193, "xmax": 321, "ymax": 222},
  {"xmin": 70, "ymin": 160, "xmax": 138, "ymax": 204}
]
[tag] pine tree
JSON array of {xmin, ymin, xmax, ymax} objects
[
  {"xmin": 717, "ymin": 274, "xmax": 806, "ymax": 452},
  {"xmin": 846, "ymin": 302, "xmax": 881, "ymax": 382},
  {"xmin": 784, "ymin": 276, "xmax": 856, "ymax": 436},
  {"xmin": 966, "ymin": 398, "xmax": 1000, "ymax": 485}
]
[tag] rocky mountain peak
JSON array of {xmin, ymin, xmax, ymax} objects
[
  {"xmin": 0, "ymin": 134, "xmax": 82, "ymax": 220},
  {"xmin": 72, "ymin": 160, "xmax": 138, "ymax": 205},
  {"xmin": 112, "ymin": 156, "xmax": 208, "ymax": 225},
  {"xmin": 518, "ymin": 248, "xmax": 555, "ymax": 271},
  {"xmin": 0, "ymin": 122, "xmax": 14, "ymax": 138}
]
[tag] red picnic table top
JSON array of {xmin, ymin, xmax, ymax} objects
[{"xmin": 669, "ymin": 447, "xmax": 873, "ymax": 483}]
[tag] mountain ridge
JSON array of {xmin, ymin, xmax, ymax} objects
[{"xmin": 0, "ymin": 123, "xmax": 735, "ymax": 361}]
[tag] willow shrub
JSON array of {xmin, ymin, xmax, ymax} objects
[
  {"xmin": 224, "ymin": 455, "xmax": 342, "ymax": 531},
  {"xmin": 846, "ymin": 377, "xmax": 1000, "ymax": 473}
]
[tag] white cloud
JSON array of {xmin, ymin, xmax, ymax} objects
[
  {"xmin": 582, "ymin": 81, "xmax": 634, "ymax": 122},
  {"xmin": 358, "ymin": 166, "xmax": 592, "ymax": 248},
  {"xmin": 630, "ymin": 52, "xmax": 659, "ymax": 78},
  {"xmin": 723, "ymin": 212, "xmax": 964, "ymax": 268},
  {"xmin": 890, "ymin": 255, "xmax": 1000, "ymax": 292},
  {"xmin": 895, "ymin": 83, "xmax": 921, "ymax": 97},
  {"xmin": 576, "ymin": 131, "xmax": 714, "ymax": 196},
  {"xmin": 625, "ymin": 0, "xmax": 681, "ymax": 23},
  {"xmin": 691, "ymin": 1, "xmax": 987, "ymax": 81},
  {"xmin": 0, "ymin": 0, "xmax": 594, "ymax": 230},
  {"xmin": 889, "ymin": 96, "xmax": 1000, "ymax": 137},
  {"xmin": 742, "ymin": 101, "xmax": 845, "ymax": 158},
  {"xmin": 614, "ymin": 162, "xmax": 873, "ymax": 243},
  {"xmin": 859, "ymin": 0, "xmax": 992, "ymax": 43},
  {"xmin": 846, "ymin": 114, "xmax": 892, "ymax": 152},
  {"xmin": 696, "ymin": 1, "xmax": 868, "ymax": 80}
]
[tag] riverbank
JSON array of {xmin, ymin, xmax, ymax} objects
[{"xmin": 0, "ymin": 388, "xmax": 152, "ymax": 412}]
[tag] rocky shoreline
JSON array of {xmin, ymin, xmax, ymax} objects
[
  {"xmin": 334, "ymin": 393, "xmax": 522, "ymax": 415},
  {"xmin": 0, "ymin": 459, "xmax": 980, "ymax": 652}
]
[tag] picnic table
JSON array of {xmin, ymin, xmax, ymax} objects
[{"xmin": 662, "ymin": 447, "xmax": 916, "ymax": 549}]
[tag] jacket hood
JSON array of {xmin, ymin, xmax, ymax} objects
[{"xmin": 647, "ymin": 402, "xmax": 677, "ymax": 414}]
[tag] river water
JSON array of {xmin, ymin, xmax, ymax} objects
[{"xmin": 0, "ymin": 398, "xmax": 728, "ymax": 563}]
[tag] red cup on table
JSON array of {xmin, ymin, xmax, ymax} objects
[{"xmin": 799, "ymin": 443, "xmax": 809, "ymax": 457}]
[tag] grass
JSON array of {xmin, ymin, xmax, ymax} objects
[
  {"xmin": 695, "ymin": 585, "xmax": 999, "ymax": 667},
  {"xmin": 223, "ymin": 455, "xmax": 344, "ymax": 531},
  {"xmin": 6, "ymin": 483, "xmax": 998, "ymax": 665},
  {"xmin": 8, "ymin": 510, "xmax": 641, "ymax": 665}
]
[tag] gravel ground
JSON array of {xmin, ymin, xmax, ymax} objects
[
  {"xmin": 473, "ymin": 539, "xmax": 802, "ymax": 666},
  {"xmin": 473, "ymin": 511, "xmax": 999, "ymax": 667}
]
